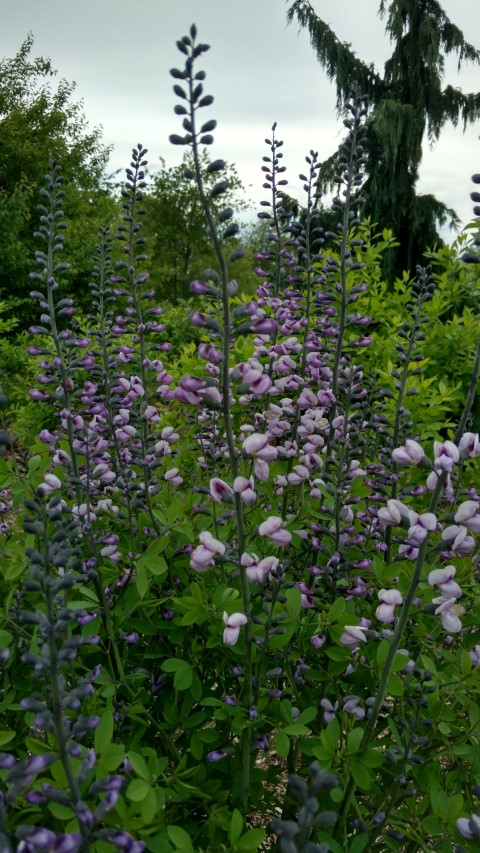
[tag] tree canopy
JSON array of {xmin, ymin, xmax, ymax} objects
[
  {"xmin": 0, "ymin": 35, "xmax": 115, "ymax": 324},
  {"xmin": 141, "ymin": 153, "xmax": 256, "ymax": 302},
  {"xmin": 287, "ymin": 0, "xmax": 480, "ymax": 281}
]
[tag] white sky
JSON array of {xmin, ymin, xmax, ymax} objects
[{"xmin": 2, "ymin": 0, "xmax": 479, "ymax": 239}]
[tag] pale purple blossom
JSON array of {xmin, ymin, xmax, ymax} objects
[
  {"xmin": 241, "ymin": 553, "xmax": 279, "ymax": 583},
  {"xmin": 210, "ymin": 477, "xmax": 234, "ymax": 503},
  {"xmin": 164, "ymin": 468, "xmax": 183, "ymax": 486},
  {"xmin": 287, "ymin": 465, "xmax": 310, "ymax": 485},
  {"xmin": 223, "ymin": 611, "xmax": 248, "ymax": 646},
  {"xmin": 433, "ymin": 440, "xmax": 459, "ymax": 472},
  {"xmin": 190, "ymin": 531, "xmax": 225, "ymax": 571},
  {"xmin": 428, "ymin": 565, "xmax": 462, "ymax": 599},
  {"xmin": 454, "ymin": 500, "xmax": 480, "ymax": 532},
  {"xmin": 377, "ymin": 499, "xmax": 409, "ymax": 526},
  {"xmin": 254, "ymin": 458, "xmax": 270, "ymax": 481},
  {"xmin": 233, "ymin": 476, "xmax": 256, "ymax": 505},
  {"xmin": 39, "ymin": 473, "xmax": 62, "ymax": 494},
  {"xmin": 433, "ymin": 596, "xmax": 465, "ymax": 633},
  {"xmin": 391, "ymin": 439, "xmax": 425, "ymax": 466},
  {"xmin": 456, "ymin": 813, "xmax": 480, "ymax": 840},
  {"xmin": 375, "ymin": 588, "xmax": 403, "ymax": 623},
  {"xmin": 441, "ymin": 525, "xmax": 475, "ymax": 553},
  {"xmin": 343, "ymin": 695, "xmax": 365, "ymax": 720},
  {"xmin": 469, "ymin": 645, "xmax": 480, "ymax": 666},
  {"xmin": 458, "ymin": 432, "xmax": 480, "ymax": 458},
  {"xmin": 258, "ymin": 516, "xmax": 292, "ymax": 546},
  {"xmin": 320, "ymin": 698, "xmax": 338, "ymax": 723},
  {"xmin": 242, "ymin": 432, "xmax": 278, "ymax": 461},
  {"xmin": 406, "ymin": 511, "xmax": 437, "ymax": 545},
  {"xmin": 339, "ymin": 625, "xmax": 368, "ymax": 650}
]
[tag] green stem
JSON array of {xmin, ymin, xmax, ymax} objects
[
  {"xmin": 187, "ymin": 42, "xmax": 252, "ymax": 813},
  {"xmin": 335, "ymin": 470, "xmax": 446, "ymax": 837}
]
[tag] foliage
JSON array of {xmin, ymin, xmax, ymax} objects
[
  {"xmin": 357, "ymin": 222, "xmax": 480, "ymax": 438},
  {"xmin": 0, "ymin": 34, "xmax": 116, "ymax": 326},
  {"xmin": 141, "ymin": 154, "xmax": 255, "ymax": 302},
  {"xmin": 1, "ymin": 23, "xmax": 480, "ymax": 853},
  {"xmin": 286, "ymin": 0, "xmax": 480, "ymax": 282}
]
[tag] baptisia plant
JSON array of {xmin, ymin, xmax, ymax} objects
[{"xmin": 1, "ymin": 22, "xmax": 480, "ymax": 853}]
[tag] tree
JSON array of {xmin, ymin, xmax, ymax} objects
[
  {"xmin": 141, "ymin": 153, "xmax": 255, "ymax": 302},
  {"xmin": 287, "ymin": 0, "xmax": 480, "ymax": 281},
  {"xmin": 0, "ymin": 35, "xmax": 116, "ymax": 325}
]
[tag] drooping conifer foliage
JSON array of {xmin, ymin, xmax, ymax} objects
[{"xmin": 287, "ymin": 0, "xmax": 480, "ymax": 282}]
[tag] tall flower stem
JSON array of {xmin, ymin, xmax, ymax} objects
[
  {"xmin": 335, "ymin": 470, "xmax": 446, "ymax": 842},
  {"xmin": 384, "ymin": 269, "xmax": 435, "ymax": 564},
  {"xmin": 42, "ymin": 515, "xmax": 91, "ymax": 853},
  {"xmin": 178, "ymin": 32, "xmax": 253, "ymax": 812}
]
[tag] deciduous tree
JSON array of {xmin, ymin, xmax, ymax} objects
[{"xmin": 287, "ymin": 0, "xmax": 480, "ymax": 281}]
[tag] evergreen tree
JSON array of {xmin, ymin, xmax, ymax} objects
[{"xmin": 287, "ymin": 0, "xmax": 480, "ymax": 281}]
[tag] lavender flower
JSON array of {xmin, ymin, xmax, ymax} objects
[
  {"xmin": 190, "ymin": 530, "xmax": 225, "ymax": 571},
  {"xmin": 223, "ymin": 612, "xmax": 248, "ymax": 646},
  {"xmin": 258, "ymin": 516, "xmax": 292, "ymax": 546}
]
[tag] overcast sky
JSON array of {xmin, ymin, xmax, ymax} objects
[{"xmin": 3, "ymin": 0, "xmax": 480, "ymax": 238}]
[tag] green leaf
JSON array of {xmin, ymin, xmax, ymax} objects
[
  {"xmin": 297, "ymin": 706, "xmax": 317, "ymax": 725},
  {"xmin": 377, "ymin": 639, "xmax": 390, "ymax": 669},
  {"xmin": 348, "ymin": 836, "xmax": 368, "ymax": 853},
  {"xmin": 322, "ymin": 718, "xmax": 340, "ymax": 753},
  {"xmin": 275, "ymin": 731, "xmax": 290, "ymax": 758},
  {"xmin": 167, "ymin": 825, "xmax": 194, "ymax": 853},
  {"xmin": 136, "ymin": 565, "xmax": 149, "ymax": 598},
  {"xmin": 230, "ymin": 809, "xmax": 244, "ymax": 845},
  {"xmin": 235, "ymin": 828, "xmax": 266, "ymax": 851},
  {"xmin": 27, "ymin": 455, "xmax": 42, "ymax": 474},
  {"xmin": 0, "ymin": 630, "xmax": 12, "ymax": 647},
  {"xmin": 174, "ymin": 663, "xmax": 193, "ymax": 691},
  {"xmin": 161, "ymin": 659, "xmax": 193, "ymax": 691},
  {"xmin": 459, "ymin": 647, "xmax": 472, "ymax": 676},
  {"xmin": 447, "ymin": 793, "xmax": 464, "ymax": 821},
  {"xmin": 325, "ymin": 647, "xmax": 350, "ymax": 662},
  {"xmin": 359, "ymin": 749, "xmax": 384, "ymax": 768},
  {"xmin": 347, "ymin": 727, "xmax": 364, "ymax": 755},
  {"xmin": 136, "ymin": 536, "xmax": 169, "ymax": 572},
  {"xmin": 282, "ymin": 723, "xmax": 310, "ymax": 737},
  {"xmin": 421, "ymin": 815, "xmax": 443, "ymax": 835},
  {"xmin": 328, "ymin": 597, "xmax": 346, "ymax": 622},
  {"xmin": 350, "ymin": 759, "xmax": 372, "ymax": 790},
  {"xmin": 127, "ymin": 778, "xmax": 151, "ymax": 802},
  {"xmin": 0, "ymin": 731, "xmax": 15, "ymax": 746},
  {"xmin": 127, "ymin": 750, "xmax": 151, "ymax": 781},
  {"xmin": 190, "ymin": 734, "xmax": 203, "ymax": 761},
  {"xmin": 386, "ymin": 673, "xmax": 404, "ymax": 697},
  {"xmin": 96, "ymin": 743, "xmax": 125, "ymax": 772},
  {"xmin": 317, "ymin": 833, "xmax": 344, "ymax": 853},
  {"xmin": 94, "ymin": 710, "xmax": 113, "ymax": 753},
  {"xmin": 141, "ymin": 787, "xmax": 158, "ymax": 823},
  {"xmin": 47, "ymin": 803, "xmax": 75, "ymax": 820},
  {"xmin": 161, "ymin": 658, "xmax": 187, "ymax": 673}
]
